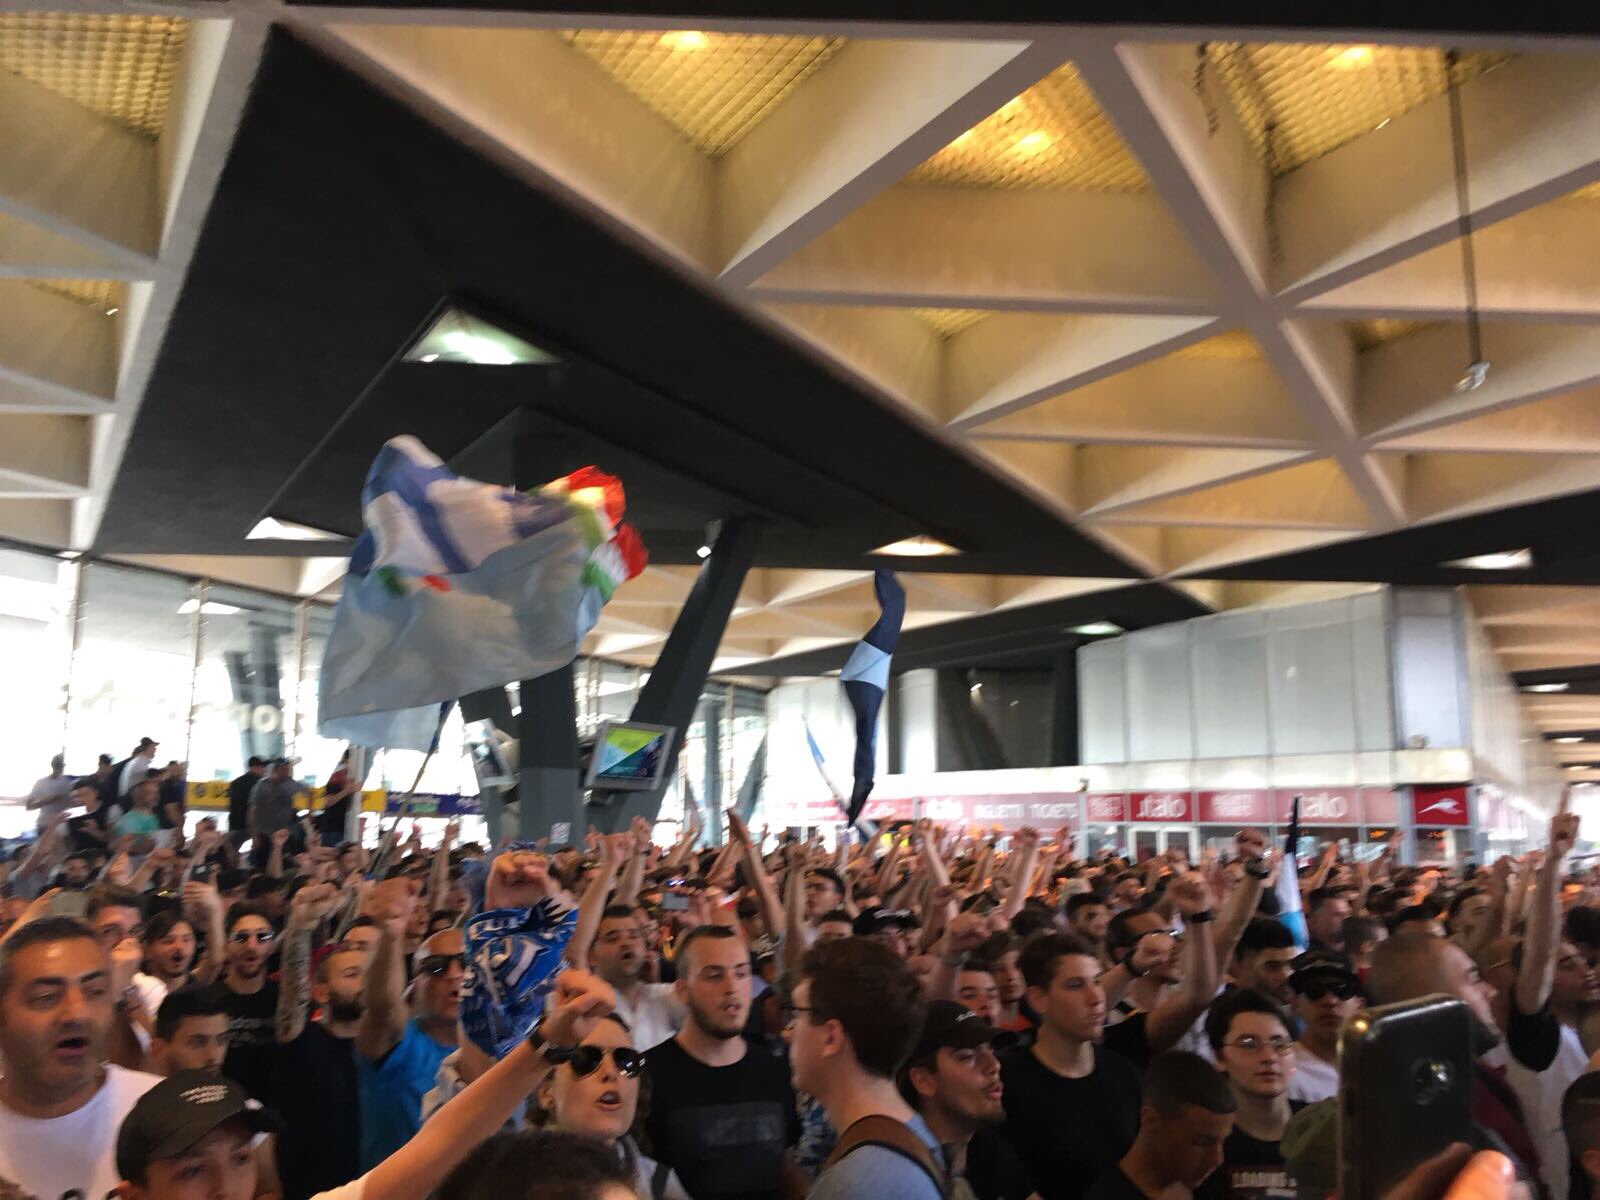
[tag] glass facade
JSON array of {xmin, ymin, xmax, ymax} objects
[{"xmin": 0, "ymin": 545, "xmax": 772, "ymax": 841}]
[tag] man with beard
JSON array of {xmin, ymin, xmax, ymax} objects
[
  {"xmin": 274, "ymin": 881, "xmax": 363, "ymax": 1200},
  {"xmin": 0, "ymin": 916, "xmax": 162, "ymax": 1197},
  {"xmin": 900, "ymin": 1000, "xmax": 1035, "ymax": 1200},
  {"xmin": 999, "ymin": 932, "xmax": 1142, "ymax": 1200},
  {"xmin": 645, "ymin": 925, "xmax": 800, "ymax": 1200},
  {"xmin": 1196, "ymin": 989, "xmax": 1301, "ymax": 1200},
  {"xmin": 1284, "ymin": 951, "xmax": 1362, "ymax": 1104},
  {"xmin": 213, "ymin": 901, "xmax": 280, "ymax": 1102},
  {"xmin": 150, "ymin": 986, "xmax": 232, "ymax": 1075},
  {"xmin": 1230, "ymin": 919, "xmax": 1298, "ymax": 1008}
]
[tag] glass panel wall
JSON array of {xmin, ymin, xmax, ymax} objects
[{"xmin": 0, "ymin": 544, "xmax": 774, "ymax": 844}]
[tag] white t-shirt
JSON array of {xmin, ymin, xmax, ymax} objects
[
  {"xmin": 1505, "ymin": 1021, "xmax": 1588, "ymax": 1200},
  {"xmin": 130, "ymin": 972, "xmax": 170, "ymax": 1051},
  {"xmin": 1286, "ymin": 1042, "xmax": 1339, "ymax": 1103},
  {"xmin": 613, "ymin": 983, "xmax": 685, "ymax": 1052},
  {"xmin": 0, "ymin": 1064, "xmax": 161, "ymax": 1199}
]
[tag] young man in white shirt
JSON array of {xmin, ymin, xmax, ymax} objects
[
  {"xmin": 25, "ymin": 753, "xmax": 74, "ymax": 828},
  {"xmin": 1284, "ymin": 951, "xmax": 1363, "ymax": 1104},
  {"xmin": 0, "ymin": 916, "xmax": 162, "ymax": 1197}
]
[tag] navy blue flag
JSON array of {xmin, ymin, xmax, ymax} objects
[{"xmin": 840, "ymin": 570, "xmax": 905, "ymax": 826}]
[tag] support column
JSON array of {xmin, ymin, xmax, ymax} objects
[
  {"xmin": 600, "ymin": 517, "xmax": 761, "ymax": 832},
  {"xmin": 517, "ymin": 665, "xmax": 583, "ymax": 845},
  {"xmin": 1051, "ymin": 650, "xmax": 1080, "ymax": 767}
]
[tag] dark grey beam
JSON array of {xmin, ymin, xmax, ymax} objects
[{"xmin": 598, "ymin": 517, "xmax": 761, "ymax": 831}]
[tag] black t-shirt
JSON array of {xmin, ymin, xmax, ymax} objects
[
  {"xmin": 67, "ymin": 807, "xmax": 110, "ymax": 851},
  {"xmin": 1083, "ymin": 1165, "xmax": 1148, "ymax": 1200},
  {"xmin": 967, "ymin": 1125, "xmax": 1035, "ymax": 1200},
  {"xmin": 213, "ymin": 979, "xmax": 281, "ymax": 1100},
  {"xmin": 272, "ymin": 1022, "xmax": 361, "ymax": 1200},
  {"xmin": 999, "ymin": 1044, "xmax": 1143, "ymax": 1200},
  {"xmin": 643, "ymin": 1036, "xmax": 800, "ymax": 1200},
  {"xmin": 1102, "ymin": 1011, "xmax": 1154, "ymax": 1072},
  {"xmin": 1193, "ymin": 1103, "xmax": 1305, "ymax": 1200},
  {"xmin": 228, "ymin": 772, "xmax": 258, "ymax": 829}
]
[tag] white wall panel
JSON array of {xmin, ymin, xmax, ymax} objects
[
  {"xmin": 1190, "ymin": 610, "xmax": 1270, "ymax": 758},
  {"xmin": 1126, "ymin": 623, "xmax": 1194, "ymax": 762},
  {"xmin": 1266, "ymin": 599, "xmax": 1360, "ymax": 756},
  {"xmin": 1078, "ymin": 639, "xmax": 1127, "ymax": 764}
]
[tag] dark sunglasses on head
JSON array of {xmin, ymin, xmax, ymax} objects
[
  {"xmin": 418, "ymin": 954, "xmax": 467, "ymax": 976},
  {"xmin": 554, "ymin": 1045, "xmax": 644, "ymax": 1079},
  {"xmin": 1298, "ymin": 979, "xmax": 1358, "ymax": 1002}
]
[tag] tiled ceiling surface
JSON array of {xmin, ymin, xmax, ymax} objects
[
  {"xmin": 9, "ymin": 10, "xmax": 1600, "ymax": 681},
  {"xmin": 0, "ymin": 12, "xmax": 186, "ymax": 138}
]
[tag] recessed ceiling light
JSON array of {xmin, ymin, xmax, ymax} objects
[
  {"xmin": 1569, "ymin": 763, "xmax": 1591, "ymax": 771},
  {"xmin": 1329, "ymin": 45, "xmax": 1375, "ymax": 69},
  {"xmin": 177, "ymin": 599, "xmax": 243, "ymax": 616},
  {"xmin": 405, "ymin": 308, "xmax": 558, "ymax": 367},
  {"xmin": 1069, "ymin": 621, "xmax": 1123, "ymax": 637},
  {"xmin": 871, "ymin": 535, "xmax": 960, "ymax": 557},
  {"xmin": 105, "ymin": 306, "xmax": 119, "ymax": 316},
  {"xmin": 1014, "ymin": 131, "xmax": 1053, "ymax": 156},
  {"xmin": 1444, "ymin": 548, "xmax": 1532, "ymax": 570},
  {"xmin": 660, "ymin": 30, "xmax": 709, "ymax": 51},
  {"xmin": 1524, "ymin": 682, "xmax": 1571, "ymax": 693},
  {"xmin": 948, "ymin": 129, "xmax": 975, "ymax": 149},
  {"xmin": 247, "ymin": 517, "xmax": 343, "ymax": 542},
  {"xmin": 696, "ymin": 545, "xmax": 712, "ymax": 559},
  {"xmin": 1556, "ymin": 736, "xmax": 1585, "ymax": 743}
]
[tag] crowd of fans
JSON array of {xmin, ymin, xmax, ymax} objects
[{"xmin": 0, "ymin": 742, "xmax": 1593, "ymax": 1200}]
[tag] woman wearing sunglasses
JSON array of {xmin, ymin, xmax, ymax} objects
[{"xmin": 536, "ymin": 1014, "xmax": 691, "ymax": 1200}]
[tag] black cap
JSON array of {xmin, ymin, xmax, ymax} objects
[
  {"xmin": 247, "ymin": 756, "xmax": 266, "ymax": 768},
  {"xmin": 910, "ymin": 1000, "xmax": 1015, "ymax": 1062},
  {"xmin": 116, "ymin": 1072, "xmax": 280, "ymax": 1179},
  {"xmin": 138, "ymin": 737, "xmax": 158, "ymax": 749},
  {"xmin": 1288, "ymin": 949, "xmax": 1360, "ymax": 994},
  {"xmin": 852, "ymin": 907, "xmax": 917, "ymax": 937}
]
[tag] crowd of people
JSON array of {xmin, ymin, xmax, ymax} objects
[{"xmin": 0, "ymin": 743, "xmax": 1593, "ymax": 1200}]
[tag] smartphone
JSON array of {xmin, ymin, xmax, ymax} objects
[
  {"xmin": 190, "ymin": 861, "xmax": 215, "ymax": 883},
  {"xmin": 1338, "ymin": 995, "xmax": 1473, "ymax": 1200},
  {"xmin": 661, "ymin": 894, "xmax": 690, "ymax": 912},
  {"xmin": 48, "ymin": 890, "xmax": 89, "ymax": 918}
]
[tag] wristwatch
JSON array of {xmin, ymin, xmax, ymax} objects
[
  {"xmin": 525, "ymin": 1020, "xmax": 579, "ymax": 1065},
  {"xmin": 1243, "ymin": 857, "xmax": 1271, "ymax": 880}
]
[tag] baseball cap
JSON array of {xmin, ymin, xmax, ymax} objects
[
  {"xmin": 1288, "ymin": 949, "xmax": 1360, "ymax": 995},
  {"xmin": 910, "ymin": 1000, "xmax": 1016, "ymax": 1062},
  {"xmin": 116, "ymin": 1072, "xmax": 280, "ymax": 1180},
  {"xmin": 852, "ymin": 907, "xmax": 917, "ymax": 937}
]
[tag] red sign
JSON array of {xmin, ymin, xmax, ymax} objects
[
  {"xmin": 1084, "ymin": 793, "xmax": 1127, "ymax": 823},
  {"xmin": 1275, "ymin": 788, "xmax": 1360, "ymax": 825},
  {"xmin": 1411, "ymin": 785, "xmax": 1470, "ymax": 827},
  {"xmin": 1362, "ymin": 788, "xmax": 1399, "ymax": 826},
  {"xmin": 1195, "ymin": 790, "xmax": 1273, "ymax": 824},
  {"xmin": 1128, "ymin": 791, "xmax": 1193, "ymax": 822},
  {"xmin": 852, "ymin": 793, "xmax": 1081, "ymax": 831}
]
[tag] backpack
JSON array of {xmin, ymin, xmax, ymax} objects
[{"xmin": 823, "ymin": 1115, "xmax": 951, "ymax": 1200}]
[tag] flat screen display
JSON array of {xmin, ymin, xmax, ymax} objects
[{"xmin": 585, "ymin": 720, "xmax": 676, "ymax": 791}]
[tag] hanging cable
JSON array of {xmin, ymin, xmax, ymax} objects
[{"xmin": 1445, "ymin": 48, "xmax": 1490, "ymax": 391}]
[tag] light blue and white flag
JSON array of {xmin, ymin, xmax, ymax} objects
[
  {"xmin": 319, "ymin": 436, "xmax": 645, "ymax": 750},
  {"xmin": 1277, "ymin": 795, "xmax": 1308, "ymax": 949}
]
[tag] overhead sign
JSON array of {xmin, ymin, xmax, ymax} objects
[
  {"xmin": 1084, "ymin": 793, "xmax": 1127, "ymax": 824},
  {"xmin": 1128, "ymin": 791, "xmax": 1192, "ymax": 823},
  {"xmin": 1411, "ymin": 785, "xmax": 1471, "ymax": 827},
  {"xmin": 1195, "ymin": 790, "xmax": 1273, "ymax": 824}
]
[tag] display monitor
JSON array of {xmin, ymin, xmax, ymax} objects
[{"xmin": 585, "ymin": 720, "xmax": 676, "ymax": 791}]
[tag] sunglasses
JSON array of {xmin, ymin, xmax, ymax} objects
[
  {"xmin": 1225, "ymin": 1035, "xmax": 1296, "ymax": 1056},
  {"xmin": 229, "ymin": 930, "xmax": 275, "ymax": 946},
  {"xmin": 1298, "ymin": 980, "xmax": 1357, "ymax": 1002},
  {"xmin": 418, "ymin": 954, "xmax": 467, "ymax": 976},
  {"xmin": 560, "ymin": 1045, "xmax": 645, "ymax": 1079}
]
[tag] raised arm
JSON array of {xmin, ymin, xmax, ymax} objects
[
  {"xmin": 729, "ymin": 810, "xmax": 783, "ymax": 949},
  {"xmin": 613, "ymin": 817, "xmax": 651, "ymax": 910},
  {"xmin": 927, "ymin": 910, "xmax": 987, "ymax": 1003},
  {"xmin": 355, "ymin": 878, "xmax": 418, "ymax": 1061},
  {"xmin": 266, "ymin": 828, "xmax": 288, "ymax": 879},
  {"xmin": 564, "ymin": 835, "xmax": 624, "ymax": 972},
  {"xmin": 426, "ymin": 819, "xmax": 460, "ymax": 914},
  {"xmin": 362, "ymin": 971, "xmax": 615, "ymax": 1200},
  {"xmin": 184, "ymin": 881, "xmax": 226, "ymax": 987},
  {"xmin": 782, "ymin": 842, "xmax": 811, "ymax": 970},
  {"xmin": 1145, "ymin": 872, "xmax": 1221, "ymax": 1054},
  {"xmin": 999, "ymin": 828, "xmax": 1042, "ymax": 922},
  {"xmin": 1518, "ymin": 798, "xmax": 1579, "ymax": 1016},
  {"xmin": 276, "ymin": 883, "xmax": 338, "ymax": 1044},
  {"xmin": 1209, "ymin": 855, "xmax": 1267, "ymax": 965}
]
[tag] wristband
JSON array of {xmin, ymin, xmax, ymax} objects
[
  {"xmin": 1243, "ymin": 858, "xmax": 1270, "ymax": 880},
  {"xmin": 525, "ymin": 1020, "xmax": 578, "ymax": 1065},
  {"xmin": 1186, "ymin": 909, "xmax": 1216, "ymax": 925},
  {"xmin": 1122, "ymin": 954, "xmax": 1149, "ymax": 978}
]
